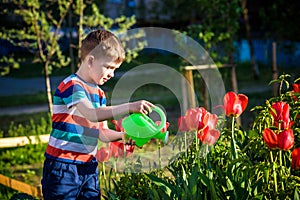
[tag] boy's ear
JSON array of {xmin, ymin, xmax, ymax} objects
[{"xmin": 87, "ymin": 55, "xmax": 95, "ymax": 67}]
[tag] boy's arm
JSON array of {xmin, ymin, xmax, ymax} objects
[
  {"xmin": 76, "ymin": 99, "xmax": 154, "ymax": 122},
  {"xmin": 98, "ymin": 121, "xmax": 124, "ymax": 142}
]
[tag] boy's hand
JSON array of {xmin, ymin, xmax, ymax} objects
[
  {"xmin": 129, "ymin": 100, "xmax": 155, "ymax": 115},
  {"xmin": 122, "ymin": 133, "xmax": 136, "ymax": 146}
]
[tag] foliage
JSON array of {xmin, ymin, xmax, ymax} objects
[
  {"xmin": 0, "ymin": 144, "xmax": 46, "ymax": 173},
  {"xmin": 258, "ymin": 0, "xmax": 300, "ymax": 42},
  {"xmin": 0, "ymin": 0, "xmax": 71, "ymax": 76},
  {"xmin": 0, "ymin": 113, "xmax": 51, "ymax": 137},
  {"xmin": 99, "ymin": 74, "xmax": 300, "ymax": 199},
  {"xmin": 161, "ymin": 0, "xmax": 242, "ymax": 64}
]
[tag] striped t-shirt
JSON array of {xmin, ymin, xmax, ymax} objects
[{"xmin": 45, "ymin": 74, "xmax": 106, "ymax": 164}]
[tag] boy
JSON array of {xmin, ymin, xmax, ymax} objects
[{"xmin": 41, "ymin": 29, "xmax": 154, "ymax": 199}]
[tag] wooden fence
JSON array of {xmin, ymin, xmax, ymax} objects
[
  {"xmin": 0, "ymin": 174, "xmax": 43, "ymax": 199},
  {"xmin": 0, "ymin": 134, "xmax": 49, "ymax": 148},
  {"xmin": 0, "ymin": 134, "xmax": 49, "ymax": 199},
  {"xmin": 181, "ymin": 64, "xmax": 238, "ymax": 111}
]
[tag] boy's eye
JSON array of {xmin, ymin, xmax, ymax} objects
[{"xmin": 107, "ymin": 66, "xmax": 116, "ymax": 70}]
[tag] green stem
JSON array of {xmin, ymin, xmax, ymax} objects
[
  {"xmin": 158, "ymin": 140, "xmax": 161, "ymax": 169},
  {"xmin": 270, "ymin": 151, "xmax": 278, "ymax": 193},
  {"xmin": 279, "ymin": 150, "xmax": 284, "ymax": 191},
  {"xmin": 206, "ymin": 145, "xmax": 211, "ymax": 170},
  {"xmin": 231, "ymin": 117, "xmax": 238, "ymax": 159},
  {"xmin": 123, "ymin": 143, "xmax": 127, "ymax": 170},
  {"xmin": 185, "ymin": 132, "xmax": 187, "ymax": 158},
  {"xmin": 114, "ymin": 158, "xmax": 117, "ymax": 175},
  {"xmin": 195, "ymin": 130, "xmax": 199, "ymax": 162},
  {"xmin": 102, "ymin": 162, "xmax": 107, "ymax": 189}
]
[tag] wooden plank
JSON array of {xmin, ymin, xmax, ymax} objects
[
  {"xmin": 181, "ymin": 64, "xmax": 232, "ymax": 71},
  {"xmin": 0, "ymin": 174, "xmax": 42, "ymax": 198},
  {"xmin": 0, "ymin": 134, "xmax": 49, "ymax": 148}
]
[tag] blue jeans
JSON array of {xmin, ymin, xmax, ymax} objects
[{"xmin": 41, "ymin": 158, "xmax": 100, "ymax": 200}]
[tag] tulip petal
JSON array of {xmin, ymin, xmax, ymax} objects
[
  {"xmin": 262, "ymin": 128, "xmax": 278, "ymax": 149},
  {"xmin": 224, "ymin": 92, "xmax": 237, "ymax": 116},
  {"xmin": 237, "ymin": 94, "xmax": 248, "ymax": 113},
  {"xmin": 292, "ymin": 148, "xmax": 300, "ymax": 170},
  {"xmin": 277, "ymin": 129, "xmax": 294, "ymax": 151}
]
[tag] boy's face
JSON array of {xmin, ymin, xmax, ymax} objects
[{"xmin": 89, "ymin": 56, "xmax": 121, "ymax": 85}]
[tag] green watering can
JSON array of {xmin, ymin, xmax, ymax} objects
[{"xmin": 122, "ymin": 107, "xmax": 169, "ymax": 147}]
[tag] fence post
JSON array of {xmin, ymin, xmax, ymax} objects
[{"xmin": 184, "ymin": 69, "xmax": 196, "ymax": 109}]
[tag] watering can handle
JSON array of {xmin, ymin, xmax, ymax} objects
[{"xmin": 153, "ymin": 107, "xmax": 166, "ymax": 132}]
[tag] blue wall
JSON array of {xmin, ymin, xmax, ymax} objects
[{"xmin": 235, "ymin": 39, "xmax": 300, "ymax": 68}]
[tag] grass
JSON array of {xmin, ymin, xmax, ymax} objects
[{"xmin": 0, "ymin": 92, "xmax": 48, "ymax": 108}]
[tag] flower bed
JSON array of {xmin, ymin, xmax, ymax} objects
[{"xmin": 98, "ymin": 74, "xmax": 300, "ymax": 199}]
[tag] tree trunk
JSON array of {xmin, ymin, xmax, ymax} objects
[
  {"xmin": 272, "ymin": 42, "xmax": 279, "ymax": 96},
  {"xmin": 77, "ymin": 0, "xmax": 84, "ymax": 67},
  {"xmin": 68, "ymin": 10, "xmax": 75, "ymax": 74},
  {"xmin": 242, "ymin": 0, "xmax": 260, "ymax": 80},
  {"xmin": 44, "ymin": 61, "xmax": 53, "ymax": 115}
]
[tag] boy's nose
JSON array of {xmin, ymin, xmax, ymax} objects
[{"xmin": 109, "ymin": 71, "xmax": 114, "ymax": 78}]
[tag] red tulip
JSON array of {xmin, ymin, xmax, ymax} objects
[
  {"xmin": 196, "ymin": 112, "xmax": 220, "ymax": 146},
  {"xmin": 178, "ymin": 116, "xmax": 190, "ymax": 132},
  {"xmin": 155, "ymin": 121, "xmax": 170, "ymax": 133},
  {"xmin": 291, "ymin": 83, "xmax": 300, "ymax": 102},
  {"xmin": 112, "ymin": 118, "xmax": 125, "ymax": 132},
  {"xmin": 293, "ymin": 83, "xmax": 300, "ymax": 93},
  {"xmin": 185, "ymin": 107, "xmax": 208, "ymax": 131},
  {"xmin": 262, "ymin": 128, "xmax": 278, "ymax": 149},
  {"xmin": 109, "ymin": 141, "xmax": 135, "ymax": 158},
  {"xmin": 223, "ymin": 92, "xmax": 248, "ymax": 117},
  {"xmin": 277, "ymin": 129, "xmax": 294, "ymax": 151},
  {"xmin": 109, "ymin": 142, "xmax": 124, "ymax": 158},
  {"xmin": 197, "ymin": 126, "xmax": 220, "ymax": 146},
  {"xmin": 292, "ymin": 148, "xmax": 300, "ymax": 170},
  {"xmin": 125, "ymin": 144, "xmax": 135, "ymax": 157},
  {"xmin": 270, "ymin": 102, "xmax": 292, "ymax": 130},
  {"xmin": 96, "ymin": 147, "xmax": 111, "ymax": 162}
]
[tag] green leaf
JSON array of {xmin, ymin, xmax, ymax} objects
[
  {"xmin": 146, "ymin": 174, "xmax": 174, "ymax": 197},
  {"xmin": 294, "ymin": 187, "xmax": 300, "ymax": 200},
  {"xmin": 199, "ymin": 171, "xmax": 210, "ymax": 187}
]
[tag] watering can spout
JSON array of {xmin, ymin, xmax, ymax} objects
[
  {"xmin": 122, "ymin": 106, "xmax": 168, "ymax": 147},
  {"xmin": 156, "ymin": 131, "xmax": 169, "ymax": 144}
]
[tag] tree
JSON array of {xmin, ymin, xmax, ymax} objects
[
  {"xmin": 0, "ymin": 0, "xmax": 72, "ymax": 114},
  {"xmin": 0, "ymin": 0, "xmax": 145, "ymax": 114},
  {"xmin": 184, "ymin": 0, "xmax": 241, "ymax": 95}
]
